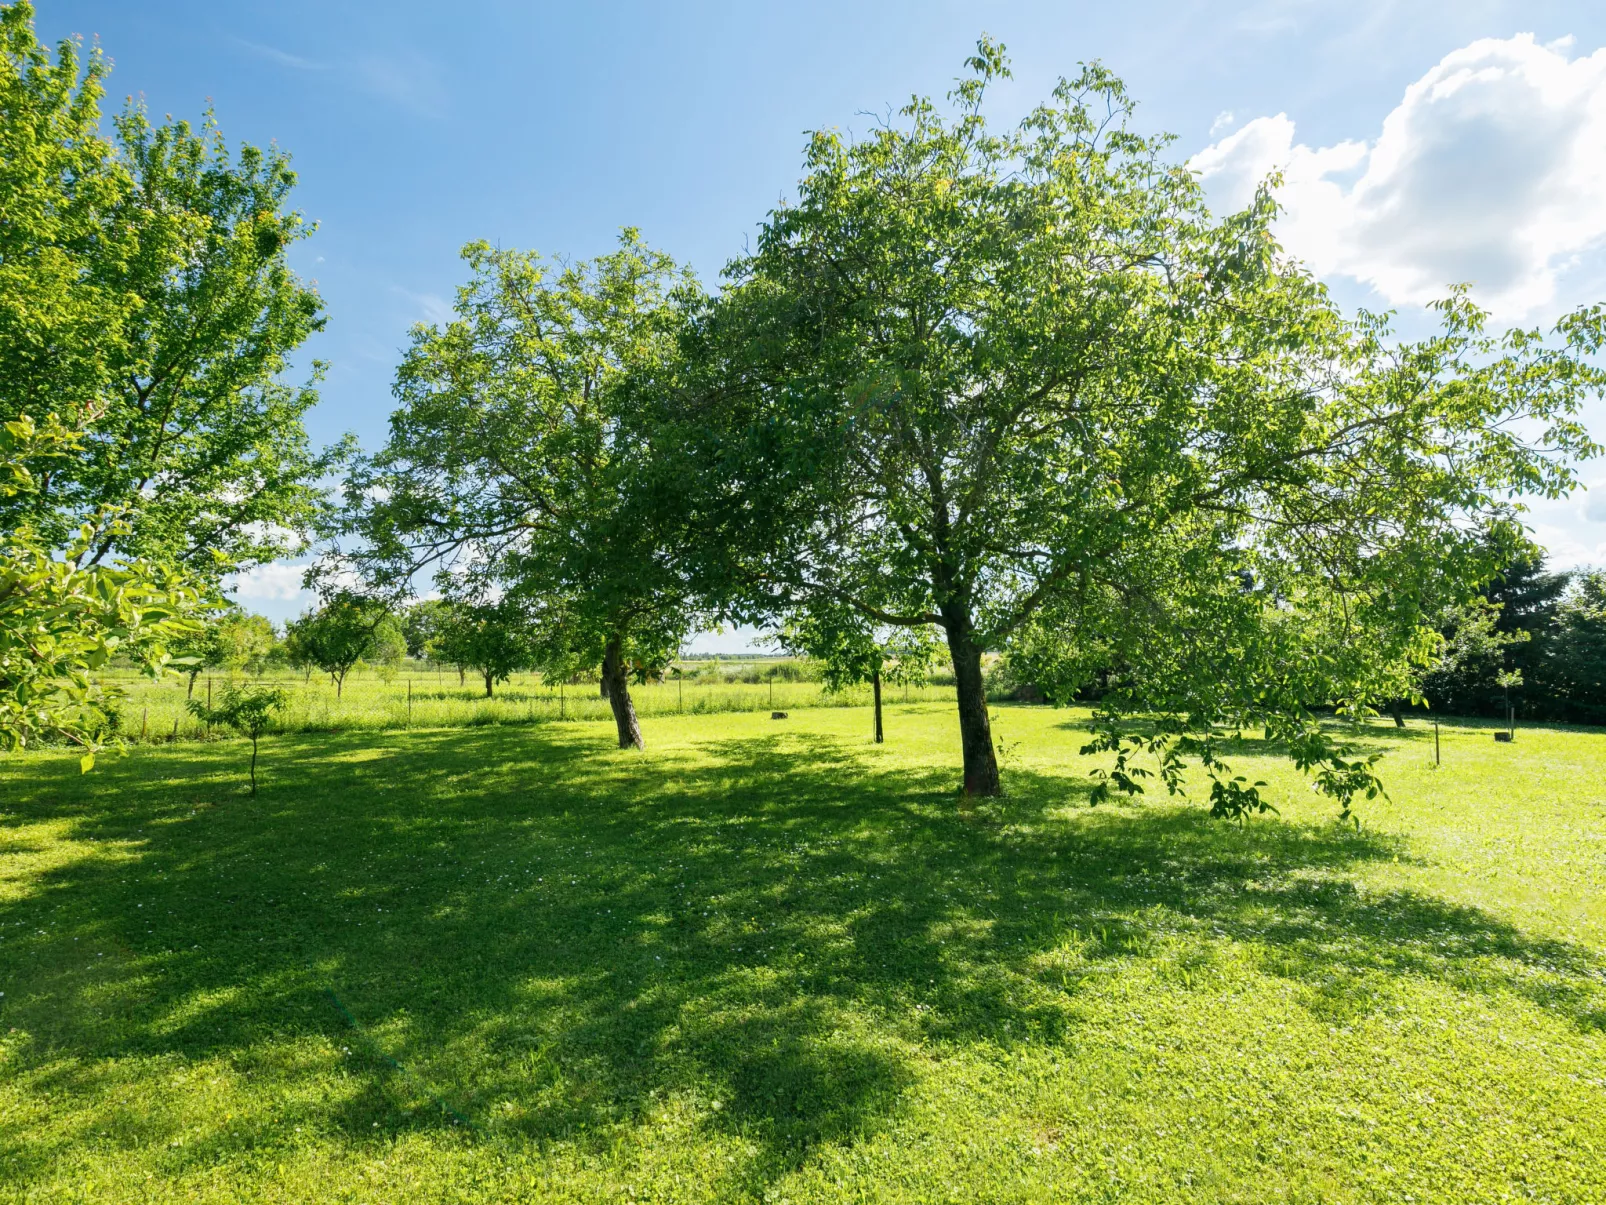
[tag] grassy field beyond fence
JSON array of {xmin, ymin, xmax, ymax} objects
[{"xmin": 104, "ymin": 665, "xmax": 958, "ymax": 742}]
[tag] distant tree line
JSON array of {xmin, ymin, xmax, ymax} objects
[
  {"xmin": 1419, "ymin": 558, "xmax": 1606, "ymax": 725},
  {"xmin": 991, "ymin": 552, "xmax": 1606, "ymax": 727}
]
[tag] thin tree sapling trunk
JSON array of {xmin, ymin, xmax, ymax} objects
[
  {"xmin": 873, "ymin": 665, "xmax": 884, "ymax": 744},
  {"xmin": 945, "ymin": 622, "xmax": 1000, "ymax": 797},
  {"xmin": 601, "ymin": 633, "xmax": 644, "ymax": 750},
  {"xmin": 249, "ymin": 735, "xmax": 258, "ymax": 797}
]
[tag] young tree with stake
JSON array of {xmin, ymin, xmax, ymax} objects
[
  {"xmin": 778, "ymin": 603, "xmax": 940, "ymax": 744},
  {"xmin": 188, "ymin": 684, "xmax": 286, "ymax": 796}
]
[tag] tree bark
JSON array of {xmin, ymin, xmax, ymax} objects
[
  {"xmin": 602, "ymin": 633, "xmax": 644, "ymax": 750},
  {"xmin": 872, "ymin": 666, "xmax": 884, "ymax": 744},
  {"xmin": 944, "ymin": 620, "xmax": 1000, "ymax": 796},
  {"xmin": 484, "ymin": 670, "xmax": 494, "ymax": 698},
  {"xmin": 600, "ymin": 673, "xmax": 611, "ymax": 699}
]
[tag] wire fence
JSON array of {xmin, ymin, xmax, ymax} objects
[{"xmin": 101, "ymin": 666, "xmax": 958, "ymax": 743}]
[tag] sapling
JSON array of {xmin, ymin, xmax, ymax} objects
[
  {"xmin": 1496, "ymin": 669, "xmax": 1522, "ymax": 740},
  {"xmin": 188, "ymin": 685, "xmax": 287, "ymax": 796}
]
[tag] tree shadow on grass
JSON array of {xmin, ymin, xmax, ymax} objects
[{"xmin": 1, "ymin": 720, "xmax": 1604, "ymax": 1192}]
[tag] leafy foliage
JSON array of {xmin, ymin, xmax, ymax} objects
[
  {"xmin": 778, "ymin": 604, "xmax": 940, "ymax": 696},
  {"xmin": 0, "ymin": 413, "xmax": 199, "ymax": 766},
  {"xmin": 1541, "ymin": 571, "xmax": 1606, "ymax": 723},
  {"xmin": 283, "ymin": 593, "xmax": 392, "ymax": 697},
  {"xmin": 0, "ymin": 1, "xmax": 347, "ymax": 583},
  {"xmin": 187, "ymin": 682, "xmax": 286, "ymax": 794},
  {"xmin": 1419, "ymin": 550, "xmax": 1569, "ymax": 717},
  {"xmin": 343, "ymin": 230, "xmax": 704, "ymax": 748},
  {"xmin": 170, "ymin": 607, "xmax": 277, "ymax": 695},
  {"xmin": 434, "ymin": 599, "xmax": 540, "ymax": 697},
  {"xmin": 690, "ymin": 39, "xmax": 1604, "ymax": 806},
  {"xmin": 399, "ymin": 598, "xmax": 452, "ymax": 660}
]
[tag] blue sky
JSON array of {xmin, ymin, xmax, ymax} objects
[{"xmin": 36, "ymin": 1, "xmax": 1606, "ymax": 646}]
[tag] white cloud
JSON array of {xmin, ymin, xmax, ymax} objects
[
  {"xmin": 231, "ymin": 37, "xmax": 326, "ymax": 72},
  {"xmin": 392, "ymin": 286, "xmax": 453, "ymax": 326},
  {"xmin": 1210, "ymin": 110, "xmax": 1237, "ymax": 136},
  {"xmin": 355, "ymin": 52, "xmax": 447, "ymax": 119},
  {"xmin": 1192, "ymin": 34, "xmax": 1606, "ymax": 318},
  {"xmin": 1582, "ymin": 479, "xmax": 1606, "ymax": 524},
  {"xmin": 229, "ymin": 37, "xmax": 444, "ymax": 119},
  {"xmin": 225, "ymin": 562, "xmax": 310, "ymax": 601}
]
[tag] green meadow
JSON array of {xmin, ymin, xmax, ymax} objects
[
  {"xmin": 102, "ymin": 667, "xmax": 957, "ymax": 741},
  {"xmin": 3, "ymin": 705, "xmax": 1604, "ymax": 1203}
]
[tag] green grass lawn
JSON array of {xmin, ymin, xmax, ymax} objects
[{"xmin": 2, "ymin": 705, "xmax": 1604, "ymax": 1203}]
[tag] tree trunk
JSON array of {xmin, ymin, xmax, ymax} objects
[
  {"xmin": 187, "ymin": 670, "xmax": 201, "ymax": 699},
  {"xmin": 872, "ymin": 666, "xmax": 884, "ymax": 744},
  {"xmin": 945, "ymin": 622, "xmax": 1000, "ymax": 797},
  {"xmin": 600, "ymin": 673, "xmax": 611, "ymax": 699},
  {"xmin": 484, "ymin": 670, "xmax": 494, "ymax": 698},
  {"xmin": 249, "ymin": 737, "xmax": 259, "ymax": 797},
  {"xmin": 458, "ymin": 666, "xmax": 466, "ymax": 686},
  {"xmin": 1391, "ymin": 700, "xmax": 1405, "ymax": 728},
  {"xmin": 335, "ymin": 671, "xmax": 344, "ymax": 699},
  {"xmin": 602, "ymin": 634, "xmax": 644, "ymax": 750}
]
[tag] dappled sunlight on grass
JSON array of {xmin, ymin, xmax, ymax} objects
[{"xmin": 2, "ymin": 705, "xmax": 1605, "ymax": 1201}]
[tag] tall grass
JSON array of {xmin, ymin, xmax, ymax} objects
[{"xmin": 101, "ymin": 665, "xmax": 957, "ymax": 742}]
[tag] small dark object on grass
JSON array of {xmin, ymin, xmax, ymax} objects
[
  {"xmin": 771, "ymin": 711, "xmax": 788, "ymax": 719},
  {"xmin": 1494, "ymin": 731, "xmax": 1514, "ymax": 743}
]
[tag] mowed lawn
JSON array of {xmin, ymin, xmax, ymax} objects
[{"xmin": 2, "ymin": 705, "xmax": 1604, "ymax": 1204}]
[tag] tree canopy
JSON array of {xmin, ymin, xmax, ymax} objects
[
  {"xmin": 0, "ymin": 1, "xmax": 346, "ymax": 584},
  {"xmin": 683, "ymin": 41, "xmax": 1604, "ymax": 805},
  {"xmin": 0, "ymin": 413, "xmax": 199, "ymax": 766},
  {"xmin": 283, "ymin": 593, "xmax": 392, "ymax": 697},
  {"xmin": 434, "ymin": 598, "xmax": 539, "ymax": 698},
  {"xmin": 344, "ymin": 231, "xmax": 704, "ymax": 749}
]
